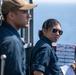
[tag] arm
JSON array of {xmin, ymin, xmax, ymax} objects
[
  {"xmin": 31, "ymin": 46, "xmax": 50, "ymax": 75},
  {"xmin": 0, "ymin": 40, "xmax": 25, "ymax": 75}
]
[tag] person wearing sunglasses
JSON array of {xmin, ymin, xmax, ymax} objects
[{"xmin": 30, "ymin": 18, "xmax": 63, "ymax": 75}]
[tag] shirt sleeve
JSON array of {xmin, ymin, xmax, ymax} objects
[
  {"xmin": 0, "ymin": 39, "xmax": 25, "ymax": 75},
  {"xmin": 31, "ymin": 45, "xmax": 51, "ymax": 73}
]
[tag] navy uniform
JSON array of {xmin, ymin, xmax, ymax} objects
[
  {"xmin": 30, "ymin": 36, "xmax": 63, "ymax": 75},
  {"xmin": 0, "ymin": 21, "xmax": 26, "ymax": 75}
]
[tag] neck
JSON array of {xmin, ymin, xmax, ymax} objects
[{"xmin": 6, "ymin": 20, "xmax": 19, "ymax": 30}]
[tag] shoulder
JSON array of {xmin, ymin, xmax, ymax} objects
[
  {"xmin": 35, "ymin": 39, "xmax": 52, "ymax": 49},
  {"xmin": 0, "ymin": 35, "xmax": 21, "ymax": 50},
  {"xmin": 0, "ymin": 35, "xmax": 23, "ymax": 56},
  {"xmin": 33, "ymin": 39, "xmax": 52, "ymax": 55}
]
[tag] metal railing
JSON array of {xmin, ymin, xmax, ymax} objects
[
  {"xmin": 0, "ymin": 54, "xmax": 6, "ymax": 75},
  {"xmin": 0, "ymin": 0, "xmax": 4, "ymax": 25}
]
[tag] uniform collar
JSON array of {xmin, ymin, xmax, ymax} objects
[
  {"xmin": 2, "ymin": 21, "xmax": 20, "ymax": 37},
  {"xmin": 41, "ymin": 36, "xmax": 53, "ymax": 47}
]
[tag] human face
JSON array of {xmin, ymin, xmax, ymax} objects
[
  {"xmin": 43, "ymin": 24, "xmax": 63, "ymax": 42},
  {"xmin": 13, "ymin": 10, "xmax": 31, "ymax": 30}
]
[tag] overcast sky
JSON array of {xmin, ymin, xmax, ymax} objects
[{"xmin": 33, "ymin": 0, "xmax": 76, "ymax": 4}]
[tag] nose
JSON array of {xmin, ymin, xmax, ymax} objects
[
  {"xmin": 27, "ymin": 14, "xmax": 32, "ymax": 21},
  {"xmin": 29, "ymin": 14, "xmax": 32, "ymax": 18},
  {"xmin": 56, "ymin": 31, "xmax": 60, "ymax": 36}
]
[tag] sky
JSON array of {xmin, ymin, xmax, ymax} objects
[
  {"xmin": 32, "ymin": 0, "xmax": 76, "ymax": 45},
  {"xmin": 33, "ymin": 0, "xmax": 76, "ymax": 4}
]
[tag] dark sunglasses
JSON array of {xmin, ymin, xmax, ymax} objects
[{"xmin": 52, "ymin": 28, "xmax": 63, "ymax": 35}]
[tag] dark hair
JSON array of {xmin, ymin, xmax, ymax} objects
[
  {"xmin": 2, "ymin": 10, "xmax": 17, "ymax": 20},
  {"xmin": 2, "ymin": 13, "xmax": 8, "ymax": 20},
  {"xmin": 38, "ymin": 19, "xmax": 61, "ymax": 38}
]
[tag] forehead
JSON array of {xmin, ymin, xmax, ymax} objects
[
  {"xmin": 15, "ymin": 10, "xmax": 28, "ymax": 13},
  {"xmin": 51, "ymin": 24, "xmax": 61, "ymax": 30}
]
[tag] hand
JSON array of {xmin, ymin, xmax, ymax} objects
[
  {"xmin": 70, "ymin": 61, "xmax": 76, "ymax": 70},
  {"xmin": 33, "ymin": 70, "xmax": 44, "ymax": 75}
]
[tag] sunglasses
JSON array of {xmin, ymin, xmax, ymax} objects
[{"xmin": 52, "ymin": 28, "xmax": 63, "ymax": 35}]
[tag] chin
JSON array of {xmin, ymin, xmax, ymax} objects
[
  {"xmin": 53, "ymin": 41, "xmax": 57, "ymax": 42},
  {"xmin": 22, "ymin": 25, "xmax": 28, "ymax": 28},
  {"xmin": 25, "ymin": 26, "xmax": 28, "ymax": 28},
  {"xmin": 25, "ymin": 25, "xmax": 29, "ymax": 27},
  {"xmin": 53, "ymin": 40, "xmax": 58, "ymax": 42}
]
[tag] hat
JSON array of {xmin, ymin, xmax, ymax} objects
[{"xmin": 1, "ymin": 0, "xmax": 37, "ymax": 14}]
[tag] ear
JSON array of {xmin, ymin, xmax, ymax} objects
[
  {"xmin": 8, "ymin": 11, "xmax": 14, "ymax": 20},
  {"xmin": 42, "ymin": 28, "xmax": 47, "ymax": 35}
]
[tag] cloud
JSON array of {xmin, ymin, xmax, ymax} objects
[{"xmin": 33, "ymin": 0, "xmax": 76, "ymax": 4}]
